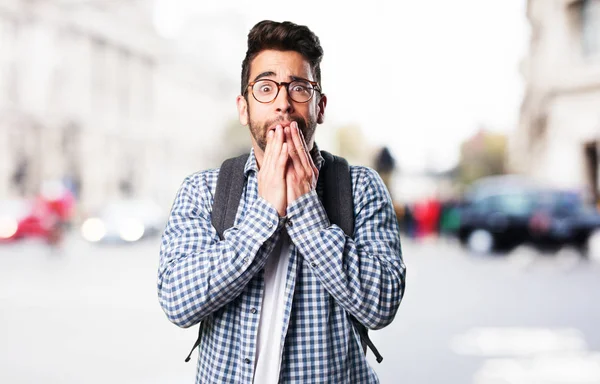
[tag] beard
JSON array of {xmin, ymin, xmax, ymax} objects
[{"xmin": 249, "ymin": 113, "xmax": 317, "ymax": 152}]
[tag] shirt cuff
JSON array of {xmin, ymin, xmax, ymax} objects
[
  {"xmin": 223, "ymin": 196, "xmax": 286, "ymax": 268},
  {"xmin": 226, "ymin": 196, "xmax": 285, "ymax": 243},
  {"xmin": 285, "ymin": 190, "xmax": 330, "ymax": 241}
]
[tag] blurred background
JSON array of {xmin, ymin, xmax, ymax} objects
[{"xmin": 1, "ymin": 0, "xmax": 600, "ymax": 383}]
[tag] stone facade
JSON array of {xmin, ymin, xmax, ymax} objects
[
  {"xmin": 0, "ymin": 0, "xmax": 234, "ymax": 213},
  {"xmin": 512, "ymin": 0, "xmax": 600, "ymax": 203}
]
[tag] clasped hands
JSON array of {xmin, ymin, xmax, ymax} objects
[{"xmin": 257, "ymin": 122, "xmax": 319, "ymax": 217}]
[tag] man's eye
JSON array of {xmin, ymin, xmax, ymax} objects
[
  {"xmin": 292, "ymin": 85, "xmax": 308, "ymax": 92},
  {"xmin": 260, "ymin": 85, "xmax": 272, "ymax": 93}
]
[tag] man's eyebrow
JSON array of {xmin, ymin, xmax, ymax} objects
[
  {"xmin": 290, "ymin": 75, "xmax": 314, "ymax": 82},
  {"xmin": 252, "ymin": 71, "xmax": 276, "ymax": 82},
  {"xmin": 251, "ymin": 72, "xmax": 314, "ymax": 83}
]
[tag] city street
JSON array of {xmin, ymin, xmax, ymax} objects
[{"xmin": 1, "ymin": 234, "xmax": 600, "ymax": 384}]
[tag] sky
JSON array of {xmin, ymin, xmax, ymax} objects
[{"xmin": 154, "ymin": 0, "xmax": 529, "ymax": 173}]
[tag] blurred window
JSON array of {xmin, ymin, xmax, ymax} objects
[
  {"xmin": 472, "ymin": 196, "xmax": 494, "ymax": 214},
  {"xmin": 91, "ymin": 38, "xmax": 108, "ymax": 114},
  {"xmin": 472, "ymin": 192, "xmax": 535, "ymax": 216},
  {"xmin": 497, "ymin": 194, "xmax": 534, "ymax": 215},
  {"xmin": 582, "ymin": 0, "xmax": 600, "ymax": 57},
  {"xmin": 536, "ymin": 190, "xmax": 584, "ymax": 215},
  {"xmin": 118, "ymin": 49, "xmax": 131, "ymax": 118},
  {"xmin": 0, "ymin": 18, "xmax": 19, "ymax": 104}
]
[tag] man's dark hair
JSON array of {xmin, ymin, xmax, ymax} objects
[{"xmin": 241, "ymin": 20, "xmax": 324, "ymax": 95}]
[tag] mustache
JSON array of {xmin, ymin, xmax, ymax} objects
[{"xmin": 263, "ymin": 116, "xmax": 308, "ymax": 131}]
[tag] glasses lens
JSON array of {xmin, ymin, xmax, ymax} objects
[
  {"xmin": 251, "ymin": 79, "xmax": 316, "ymax": 103},
  {"xmin": 288, "ymin": 80, "xmax": 314, "ymax": 102},
  {"xmin": 252, "ymin": 80, "xmax": 278, "ymax": 102}
]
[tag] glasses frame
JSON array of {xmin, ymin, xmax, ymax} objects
[{"xmin": 245, "ymin": 78, "xmax": 322, "ymax": 104}]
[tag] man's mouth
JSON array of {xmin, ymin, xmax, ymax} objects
[{"xmin": 268, "ymin": 120, "xmax": 295, "ymax": 132}]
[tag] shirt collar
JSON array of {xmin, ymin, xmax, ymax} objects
[{"xmin": 244, "ymin": 143, "xmax": 325, "ymax": 177}]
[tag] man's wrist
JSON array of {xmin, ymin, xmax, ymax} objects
[{"xmin": 286, "ymin": 190, "xmax": 330, "ymax": 240}]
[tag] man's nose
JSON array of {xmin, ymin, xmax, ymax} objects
[{"xmin": 273, "ymin": 84, "xmax": 293, "ymax": 113}]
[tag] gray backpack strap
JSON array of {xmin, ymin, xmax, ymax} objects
[
  {"xmin": 211, "ymin": 153, "xmax": 250, "ymax": 240},
  {"xmin": 319, "ymin": 151, "xmax": 383, "ymax": 363}
]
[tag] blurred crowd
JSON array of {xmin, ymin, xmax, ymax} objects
[{"xmin": 395, "ymin": 198, "xmax": 461, "ymax": 241}]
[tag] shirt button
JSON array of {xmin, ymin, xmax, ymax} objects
[
  {"xmin": 250, "ymin": 308, "xmax": 257, "ymax": 314},
  {"xmin": 267, "ymin": 222, "xmax": 273, "ymax": 229},
  {"xmin": 310, "ymin": 262, "xmax": 317, "ymax": 268},
  {"xmin": 243, "ymin": 256, "xmax": 249, "ymax": 264},
  {"xmin": 287, "ymin": 220, "xmax": 293, "ymax": 227},
  {"xmin": 244, "ymin": 358, "xmax": 251, "ymax": 364}
]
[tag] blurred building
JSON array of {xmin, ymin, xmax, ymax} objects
[
  {"xmin": 460, "ymin": 127, "xmax": 507, "ymax": 185},
  {"xmin": 511, "ymin": 0, "xmax": 600, "ymax": 203},
  {"xmin": 0, "ymin": 0, "xmax": 233, "ymax": 214}
]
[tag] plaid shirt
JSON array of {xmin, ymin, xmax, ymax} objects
[{"xmin": 158, "ymin": 147, "xmax": 406, "ymax": 383}]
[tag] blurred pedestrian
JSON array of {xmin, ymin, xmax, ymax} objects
[
  {"xmin": 438, "ymin": 199, "xmax": 461, "ymax": 241},
  {"xmin": 38, "ymin": 180, "xmax": 76, "ymax": 248},
  {"xmin": 374, "ymin": 146, "xmax": 396, "ymax": 199},
  {"xmin": 413, "ymin": 197, "xmax": 441, "ymax": 239},
  {"xmin": 158, "ymin": 20, "xmax": 406, "ymax": 384}
]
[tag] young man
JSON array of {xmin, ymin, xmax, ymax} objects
[{"xmin": 158, "ymin": 20, "xmax": 406, "ymax": 383}]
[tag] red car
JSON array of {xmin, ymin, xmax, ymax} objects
[{"xmin": 0, "ymin": 197, "xmax": 70, "ymax": 243}]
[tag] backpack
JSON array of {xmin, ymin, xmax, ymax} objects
[{"xmin": 185, "ymin": 150, "xmax": 383, "ymax": 364}]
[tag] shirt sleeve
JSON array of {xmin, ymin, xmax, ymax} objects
[
  {"xmin": 285, "ymin": 167, "xmax": 406, "ymax": 330},
  {"xmin": 157, "ymin": 174, "xmax": 285, "ymax": 328}
]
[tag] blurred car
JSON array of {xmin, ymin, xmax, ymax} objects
[
  {"xmin": 80, "ymin": 199, "xmax": 166, "ymax": 244},
  {"xmin": 457, "ymin": 185, "xmax": 538, "ymax": 253},
  {"xmin": 529, "ymin": 189, "xmax": 600, "ymax": 254},
  {"xmin": 457, "ymin": 176, "xmax": 600, "ymax": 256},
  {"xmin": 0, "ymin": 199, "xmax": 59, "ymax": 243}
]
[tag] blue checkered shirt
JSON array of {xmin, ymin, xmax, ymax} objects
[{"xmin": 158, "ymin": 147, "xmax": 406, "ymax": 383}]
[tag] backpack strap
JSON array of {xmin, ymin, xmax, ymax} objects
[
  {"xmin": 211, "ymin": 153, "xmax": 250, "ymax": 240},
  {"xmin": 184, "ymin": 321, "xmax": 204, "ymax": 362},
  {"xmin": 319, "ymin": 151, "xmax": 383, "ymax": 363},
  {"xmin": 185, "ymin": 153, "xmax": 248, "ymax": 363},
  {"xmin": 318, "ymin": 151, "xmax": 354, "ymax": 237}
]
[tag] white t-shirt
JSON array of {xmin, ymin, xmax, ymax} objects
[{"xmin": 253, "ymin": 231, "xmax": 291, "ymax": 384}]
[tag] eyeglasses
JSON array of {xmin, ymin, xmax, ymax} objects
[{"xmin": 245, "ymin": 78, "xmax": 322, "ymax": 103}]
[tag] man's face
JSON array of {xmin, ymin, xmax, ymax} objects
[{"xmin": 236, "ymin": 50, "xmax": 327, "ymax": 154}]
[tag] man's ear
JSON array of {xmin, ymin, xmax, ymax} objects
[
  {"xmin": 317, "ymin": 94, "xmax": 327, "ymax": 124},
  {"xmin": 236, "ymin": 95, "xmax": 249, "ymax": 126}
]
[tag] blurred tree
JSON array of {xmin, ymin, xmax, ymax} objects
[
  {"xmin": 458, "ymin": 127, "xmax": 507, "ymax": 185},
  {"xmin": 335, "ymin": 124, "xmax": 374, "ymax": 166}
]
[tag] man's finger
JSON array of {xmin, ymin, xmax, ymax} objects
[
  {"xmin": 286, "ymin": 126, "xmax": 304, "ymax": 174},
  {"xmin": 277, "ymin": 142, "xmax": 288, "ymax": 178},
  {"xmin": 290, "ymin": 123, "xmax": 306, "ymax": 169},
  {"xmin": 262, "ymin": 128, "xmax": 275, "ymax": 170},
  {"xmin": 270, "ymin": 125, "xmax": 284, "ymax": 166},
  {"xmin": 294, "ymin": 123, "xmax": 312, "ymax": 171}
]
